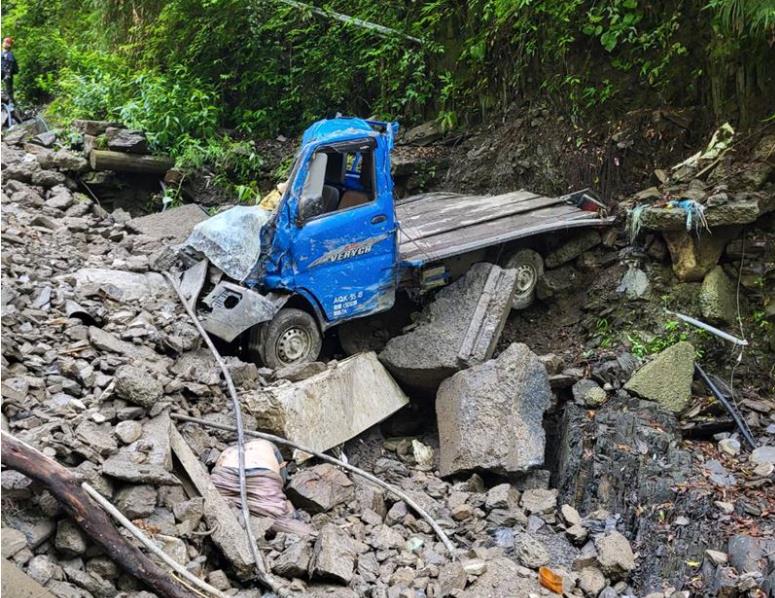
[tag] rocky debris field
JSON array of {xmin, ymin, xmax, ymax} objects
[{"xmin": 1, "ymin": 120, "xmax": 774, "ymax": 598}]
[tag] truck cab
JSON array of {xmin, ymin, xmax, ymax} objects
[{"xmin": 185, "ymin": 116, "xmax": 611, "ymax": 369}]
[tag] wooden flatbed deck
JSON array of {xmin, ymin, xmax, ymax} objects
[{"xmin": 396, "ymin": 189, "xmax": 613, "ymax": 265}]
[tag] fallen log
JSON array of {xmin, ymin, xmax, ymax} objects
[
  {"xmin": 89, "ymin": 149, "xmax": 174, "ymax": 175},
  {"xmin": 0, "ymin": 431, "xmax": 190, "ymax": 598}
]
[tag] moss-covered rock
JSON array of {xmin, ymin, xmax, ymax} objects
[
  {"xmin": 699, "ymin": 266, "xmax": 739, "ymax": 324},
  {"xmin": 624, "ymin": 341, "xmax": 695, "ymax": 413}
]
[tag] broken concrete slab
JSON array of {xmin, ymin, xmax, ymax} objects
[
  {"xmin": 127, "ymin": 204, "xmax": 210, "ymax": 243},
  {"xmin": 71, "ymin": 268, "xmax": 171, "ymax": 303},
  {"xmin": 436, "ymin": 342, "xmax": 552, "ymax": 476},
  {"xmin": 169, "ymin": 427, "xmax": 255, "ymax": 577},
  {"xmin": 379, "ymin": 262, "xmax": 518, "ymax": 391},
  {"xmin": 624, "ymin": 341, "xmax": 694, "ymax": 413},
  {"xmin": 244, "ymin": 352, "xmax": 408, "ymax": 460}
]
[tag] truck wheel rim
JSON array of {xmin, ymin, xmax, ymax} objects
[
  {"xmin": 515, "ymin": 264, "xmax": 536, "ymax": 296},
  {"xmin": 277, "ymin": 327, "xmax": 310, "ymax": 363}
]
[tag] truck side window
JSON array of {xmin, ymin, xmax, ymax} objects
[
  {"xmin": 338, "ymin": 148, "xmax": 374, "ymax": 210},
  {"xmin": 298, "ymin": 152, "xmax": 329, "ymax": 221}
]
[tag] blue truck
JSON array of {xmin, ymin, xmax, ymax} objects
[{"xmin": 180, "ymin": 116, "xmax": 612, "ymax": 369}]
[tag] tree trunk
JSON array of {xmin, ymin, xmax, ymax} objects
[
  {"xmin": 0, "ymin": 432, "xmax": 190, "ymax": 598},
  {"xmin": 89, "ymin": 150, "xmax": 174, "ymax": 175}
]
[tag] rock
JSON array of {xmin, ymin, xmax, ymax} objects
[
  {"xmin": 45, "ymin": 185, "xmax": 74, "ymax": 210},
  {"xmin": 545, "ymin": 230, "xmax": 601, "ymax": 268},
  {"xmin": 106, "ymin": 128, "xmax": 148, "ymax": 153},
  {"xmin": 380, "ymin": 263, "xmax": 518, "ymax": 391},
  {"xmin": 1, "ymin": 377, "xmax": 29, "ymax": 401},
  {"xmin": 727, "ymin": 535, "xmax": 766, "ymax": 574},
  {"xmin": 711, "ymin": 566, "xmax": 739, "ymax": 598},
  {"xmin": 207, "ymin": 570, "xmax": 231, "ymax": 591},
  {"xmin": 127, "ymin": 204, "xmax": 210, "ymax": 243},
  {"xmin": 73, "ymin": 119, "xmax": 116, "ymax": 135},
  {"xmin": 436, "ymin": 343, "xmax": 552, "ymax": 476},
  {"xmin": 705, "ymin": 549, "xmax": 728, "ymax": 566},
  {"xmin": 572, "ymin": 379, "xmax": 607, "ymax": 407},
  {"xmin": 309, "ymin": 524, "xmax": 356, "ymax": 584},
  {"xmin": 750, "ymin": 446, "xmax": 775, "ymax": 466},
  {"xmin": 578, "ymin": 566, "xmax": 607, "ymax": 596},
  {"xmin": 158, "ymin": 535, "xmax": 187, "ymax": 565},
  {"xmin": 114, "ymin": 365, "xmax": 164, "ymax": 408},
  {"xmin": 460, "ymin": 557, "xmax": 541, "ymax": 596},
  {"xmin": 245, "ymin": 352, "xmax": 408, "ymax": 460},
  {"xmin": 718, "ymin": 438, "xmax": 740, "ymax": 456},
  {"xmin": 115, "ymin": 485, "xmax": 158, "ymax": 519},
  {"xmin": 513, "ymin": 532, "xmax": 550, "ymax": 568},
  {"xmin": 115, "ymin": 421, "xmax": 143, "ymax": 444},
  {"xmin": 73, "ymin": 268, "xmax": 171, "ymax": 303},
  {"xmin": 274, "ymin": 361, "xmax": 326, "ymax": 382},
  {"xmin": 485, "ymin": 483, "xmax": 519, "ymax": 510},
  {"xmin": 74, "ymin": 420, "xmax": 118, "ymax": 456},
  {"xmin": 663, "ymin": 227, "xmax": 738, "ymax": 282},
  {"xmin": 520, "ymin": 488, "xmax": 557, "ymax": 514},
  {"xmin": 595, "ymin": 531, "xmax": 636, "ymax": 579},
  {"xmin": 286, "ymin": 464, "xmax": 354, "ymax": 513},
  {"xmin": 55, "ymin": 520, "xmax": 87, "ymax": 557},
  {"xmin": 463, "ymin": 559, "xmax": 487, "ymax": 576},
  {"xmin": 31, "ymin": 169, "xmax": 66, "ymax": 187},
  {"xmin": 624, "ymin": 341, "xmax": 694, "ymax": 413},
  {"xmin": 617, "ymin": 265, "xmax": 650, "ymax": 299},
  {"xmin": 438, "ymin": 561, "xmax": 467, "ymax": 595},
  {"xmin": 403, "ymin": 120, "xmax": 443, "ymax": 146},
  {"xmin": 561, "ymin": 504, "xmax": 582, "ymax": 526},
  {"xmin": 1, "ymin": 528, "xmax": 27, "ymax": 558},
  {"xmin": 273, "ymin": 540, "xmax": 312, "ymax": 578},
  {"xmin": 26, "ymin": 554, "xmax": 63, "ymax": 585},
  {"xmin": 537, "ymin": 265, "xmax": 580, "ymax": 300},
  {"xmin": 88, "ymin": 326, "xmax": 163, "ymax": 364},
  {"xmin": 699, "ymin": 266, "xmax": 738, "ymax": 324}
]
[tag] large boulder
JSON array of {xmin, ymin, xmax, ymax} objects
[
  {"xmin": 435, "ymin": 343, "xmax": 552, "ymax": 476},
  {"xmin": 699, "ymin": 266, "xmax": 738, "ymax": 324},
  {"xmin": 663, "ymin": 227, "xmax": 738, "ymax": 282},
  {"xmin": 106, "ymin": 127, "xmax": 148, "ymax": 154},
  {"xmin": 380, "ymin": 263, "xmax": 518, "ymax": 391},
  {"xmin": 244, "ymin": 352, "xmax": 408, "ymax": 460},
  {"xmin": 624, "ymin": 342, "xmax": 694, "ymax": 413},
  {"xmin": 114, "ymin": 365, "xmax": 164, "ymax": 408}
]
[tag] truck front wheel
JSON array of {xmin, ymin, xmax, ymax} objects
[
  {"xmin": 250, "ymin": 308, "xmax": 322, "ymax": 370},
  {"xmin": 505, "ymin": 249, "xmax": 544, "ymax": 310}
]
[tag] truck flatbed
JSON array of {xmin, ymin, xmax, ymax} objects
[{"xmin": 397, "ymin": 189, "xmax": 614, "ymax": 266}]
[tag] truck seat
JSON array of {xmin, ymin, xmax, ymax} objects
[
  {"xmin": 321, "ymin": 185, "xmax": 340, "ymax": 213},
  {"xmin": 338, "ymin": 190, "xmax": 371, "ymax": 210}
]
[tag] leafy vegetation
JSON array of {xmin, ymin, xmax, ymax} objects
[{"xmin": 2, "ymin": 0, "xmax": 773, "ymax": 180}]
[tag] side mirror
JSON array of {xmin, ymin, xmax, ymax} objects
[{"xmin": 298, "ymin": 152, "xmax": 328, "ymax": 223}]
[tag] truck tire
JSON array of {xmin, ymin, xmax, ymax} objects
[
  {"xmin": 505, "ymin": 249, "xmax": 544, "ymax": 310},
  {"xmin": 252, "ymin": 308, "xmax": 322, "ymax": 370}
]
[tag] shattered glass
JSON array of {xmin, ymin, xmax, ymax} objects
[{"xmin": 184, "ymin": 206, "xmax": 271, "ymax": 281}]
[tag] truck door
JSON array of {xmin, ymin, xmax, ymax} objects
[{"xmin": 290, "ymin": 137, "xmax": 398, "ymax": 323}]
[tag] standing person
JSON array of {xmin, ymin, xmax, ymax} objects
[{"xmin": 2, "ymin": 37, "xmax": 19, "ymax": 103}]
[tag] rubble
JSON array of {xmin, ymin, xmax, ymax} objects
[
  {"xmin": 1, "ymin": 118, "xmax": 772, "ymax": 598},
  {"xmin": 436, "ymin": 343, "xmax": 552, "ymax": 476}
]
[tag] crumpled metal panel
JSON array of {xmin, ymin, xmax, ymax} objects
[{"xmin": 199, "ymin": 281, "xmax": 288, "ymax": 343}]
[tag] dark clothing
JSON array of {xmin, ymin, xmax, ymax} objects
[{"xmin": 2, "ymin": 49, "xmax": 18, "ymax": 102}]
